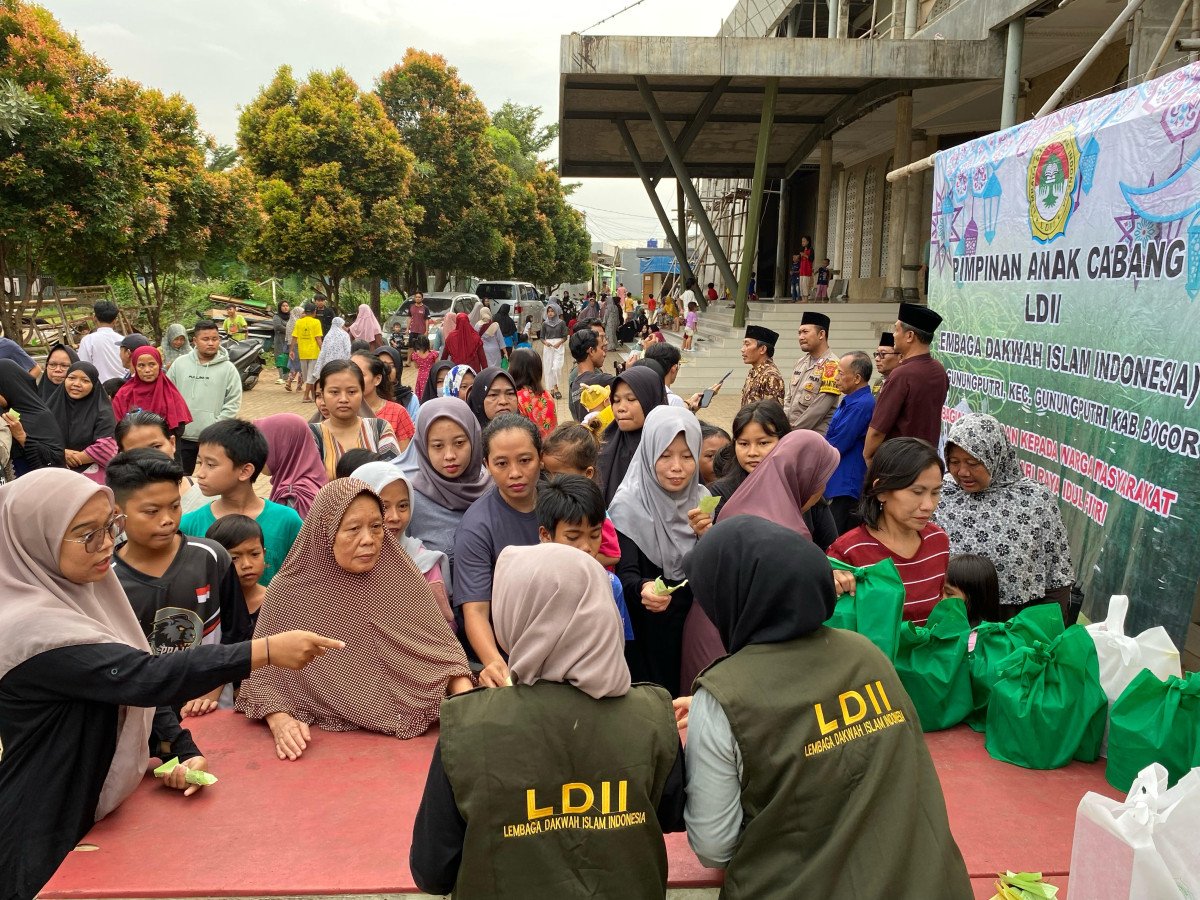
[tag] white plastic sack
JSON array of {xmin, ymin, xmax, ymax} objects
[
  {"xmin": 1069, "ymin": 763, "xmax": 1200, "ymax": 900},
  {"xmin": 1086, "ymin": 595, "xmax": 1180, "ymax": 756}
]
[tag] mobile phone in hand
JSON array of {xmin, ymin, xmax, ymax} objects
[{"xmin": 699, "ymin": 388, "xmax": 714, "ymax": 409}]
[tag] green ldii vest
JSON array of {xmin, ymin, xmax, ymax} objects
[{"xmin": 440, "ymin": 681, "xmax": 679, "ymax": 900}]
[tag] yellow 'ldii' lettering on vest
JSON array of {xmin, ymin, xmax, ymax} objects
[
  {"xmin": 814, "ymin": 681, "xmax": 892, "ymax": 735},
  {"xmin": 526, "ymin": 781, "xmax": 628, "ymax": 820}
]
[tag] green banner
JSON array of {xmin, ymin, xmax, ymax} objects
[{"xmin": 930, "ymin": 64, "xmax": 1200, "ymax": 647}]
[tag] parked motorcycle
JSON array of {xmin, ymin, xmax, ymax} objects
[{"xmin": 222, "ymin": 334, "xmax": 266, "ymax": 391}]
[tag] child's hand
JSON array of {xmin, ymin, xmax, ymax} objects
[
  {"xmin": 161, "ymin": 756, "xmax": 209, "ymax": 797},
  {"xmin": 833, "ymin": 569, "xmax": 857, "ymax": 596},
  {"xmin": 687, "ymin": 507, "xmax": 713, "ymax": 538},
  {"xmin": 641, "ymin": 581, "xmax": 673, "ymax": 613}
]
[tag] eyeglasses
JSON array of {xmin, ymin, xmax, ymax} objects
[
  {"xmin": 46, "ymin": 361, "xmax": 71, "ymax": 370},
  {"xmin": 63, "ymin": 514, "xmax": 126, "ymax": 553},
  {"xmin": 874, "ymin": 351, "xmax": 899, "ymax": 359}
]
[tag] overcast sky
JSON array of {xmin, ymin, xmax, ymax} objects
[{"xmin": 41, "ymin": 0, "xmax": 739, "ymax": 246}]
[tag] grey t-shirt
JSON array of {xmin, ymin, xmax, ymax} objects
[
  {"xmin": 541, "ymin": 318, "xmax": 569, "ymax": 341},
  {"xmin": 452, "ymin": 487, "xmax": 539, "ymax": 608}
]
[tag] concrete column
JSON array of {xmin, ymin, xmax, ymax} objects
[
  {"xmin": 904, "ymin": 0, "xmax": 920, "ymax": 38},
  {"xmin": 837, "ymin": 0, "xmax": 850, "ymax": 37},
  {"xmin": 813, "ymin": 139, "xmax": 834, "ymax": 270},
  {"xmin": 677, "ymin": 181, "xmax": 688, "ymax": 264},
  {"xmin": 775, "ymin": 178, "xmax": 789, "ymax": 298},
  {"xmin": 736, "ymin": 78, "xmax": 779, "ymax": 327},
  {"xmin": 827, "ymin": 0, "xmax": 838, "ymax": 38},
  {"xmin": 883, "ymin": 95, "xmax": 913, "ymax": 302},
  {"xmin": 1001, "ymin": 17, "xmax": 1025, "ymax": 130},
  {"xmin": 902, "ymin": 132, "xmax": 930, "ymax": 300}
]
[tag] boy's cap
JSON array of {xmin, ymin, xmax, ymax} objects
[{"xmin": 303, "ymin": 302, "xmax": 317, "ymax": 313}]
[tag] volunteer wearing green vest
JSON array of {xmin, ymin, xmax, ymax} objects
[
  {"xmin": 681, "ymin": 517, "xmax": 971, "ymax": 900},
  {"xmin": 411, "ymin": 543, "xmax": 685, "ymax": 899}
]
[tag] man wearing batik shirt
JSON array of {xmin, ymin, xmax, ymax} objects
[
  {"xmin": 785, "ymin": 311, "xmax": 840, "ymax": 434},
  {"xmin": 739, "ymin": 325, "xmax": 785, "ymax": 406}
]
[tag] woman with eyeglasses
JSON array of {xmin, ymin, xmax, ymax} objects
[
  {"xmin": 0, "ymin": 469, "xmax": 344, "ymax": 900},
  {"xmin": 36, "ymin": 343, "xmax": 79, "ymax": 400}
]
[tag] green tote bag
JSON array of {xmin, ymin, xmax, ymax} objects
[
  {"xmin": 985, "ymin": 625, "xmax": 1108, "ymax": 770},
  {"xmin": 966, "ymin": 602, "xmax": 1065, "ymax": 731},
  {"xmin": 1106, "ymin": 669, "xmax": 1200, "ymax": 792},
  {"xmin": 826, "ymin": 557, "xmax": 906, "ymax": 660},
  {"xmin": 894, "ymin": 597, "xmax": 973, "ymax": 732}
]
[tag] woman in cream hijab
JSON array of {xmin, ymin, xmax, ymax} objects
[{"xmin": 0, "ymin": 470, "xmax": 341, "ymax": 900}]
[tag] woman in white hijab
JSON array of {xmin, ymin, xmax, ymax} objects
[
  {"xmin": 0, "ymin": 470, "xmax": 342, "ymax": 900},
  {"xmin": 351, "ymin": 461, "xmax": 455, "ymax": 628},
  {"xmin": 313, "ymin": 316, "xmax": 353, "ymax": 379}
]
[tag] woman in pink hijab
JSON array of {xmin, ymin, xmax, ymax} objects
[
  {"xmin": 0, "ymin": 469, "xmax": 341, "ymax": 900},
  {"xmin": 348, "ymin": 303, "xmax": 383, "ymax": 350},
  {"xmin": 256, "ymin": 412, "xmax": 329, "ymax": 518}
]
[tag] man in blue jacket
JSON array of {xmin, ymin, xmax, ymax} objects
[{"xmin": 824, "ymin": 350, "xmax": 875, "ymax": 535}]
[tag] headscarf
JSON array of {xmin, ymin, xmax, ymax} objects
[
  {"xmin": 467, "ymin": 301, "xmax": 484, "ymax": 327},
  {"xmin": 443, "ymin": 313, "xmax": 485, "ymax": 368},
  {"xmin": 374, "ymin": 345, "xmax": 413, "ymax": 408},
  {"xmin": 284, "ymin": 304, "xmax": 305, "ymax": 342},
  {"xmin": 608, "ymin": 406, "xmax": 706, "ymax": 580},
  {"xmin": 598, "ymin": 365, "xmax": 666, "ymax": 504},
  {"xmin": 234, "ymin": 479, "xmax": 471, "ymax": 738},
  {"xmin": 256, "ymin": 412, "xmax": 328, "ymax": 518},
  {"xmin": 0, "ymin": 358, "xmax": 65, "ymax": 466},
  {"xmin": 111, "ymin": 347, "xmax": 193, "ymax": 431},
  {"xmin": 492, "ymin": 544, "xmax": 630, "ymax": 699},
  {"xmin": 0, "ymin": 471, "xmax": 153, "ymax": 819},
  {"xmin": 38, "ymin": 342, "xmax": 79, "ymax": 400},
  {"xmin": 350, "ymin": 462, "xmax": 446, "ymax": 578},
  {"xmin": 421, "ymin": 359, "xmax": 455, "ymax": 404},
  {"xmin": 46, "ymin": 362, "xmax": 116, "ymax": 452},
  {"xmin": 684, "ymin": 516, "xmax": 836, "ymax": 655},
  {"xmin": 314, "ymin": 316, "xmax": 352, "ymax": 376},
  {"xmin": 410, "ymin": 397, "xmax": 492, "ymax": 511},
  {"xmin": 160, "ymin": 324, "xmax": 190, "ymax": 368},
  {"xmin": 466, "ymin": 367, "xmax": 516, "ymax": 427},
  {"xmin": 441, "ymin": 364, "xmax": 474, "ymax": 399},
  {"xmin": 720, "ymin": 430, "xmax": 840, "ymax": 539},
  {"xmin": 495, "ymin": 303, "xmax": 518, "ymax": 338},
  {"xmin": 348, "ymin": 303, "xmax": 382, "ymax": 343},
  {"xmin": 937, "ymin": 413, "xmax": 1074, "ymax": 606}
]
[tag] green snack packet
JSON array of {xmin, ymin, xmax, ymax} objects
[
  {"xmin": 8, "ymin": 409, "xmax": 18, "ymax": 421},
  {"xmin": 153, "ymin": 757, "xmax": 218, "ymax": 786},
  {"xmin": 697, "ymin": 495, "xmax": 720, "ymax": 515},
  {"xmin": 653, "ymin": 577, "xmax": 688, "ymax": 595}
]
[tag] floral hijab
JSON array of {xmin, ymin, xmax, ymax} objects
[{"xmin": 936, "ymin": 413, "xmax": 1074, "ymax": 606}]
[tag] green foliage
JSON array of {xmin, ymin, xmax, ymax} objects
[
  {"xmin": 239, "ymin": 65, "xmax": 420, "ymax": 312},
  {"xmin": 225, "ymin": 279, "xmax": 254, "ymax": 300},
  {"xmin": 206, "ymin": 143, "xmax": 238, "ymax": 172},
  {"xmin": 376, "ymin": 50, "xmax": 507, "ymax": 286},
  {"xmin": 0, "ymin": 76, "xmax": 39, "ymax": 138},
  {"xmin": 490, "ymin": 100, "xmax": 557, "ymax": 158}
]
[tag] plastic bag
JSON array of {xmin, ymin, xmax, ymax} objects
[
  {"xmin": 967, "ymin": 603, "xmax": 1064, "ymax": 731},
  {"xmin": 985, "ymin": 624, "xmax": 1107, "ymax": 769},
  {"xmin": 893, "ymin": 597, "xmax": 972, "ymax": 731},
  {"xmin": 826, "ymin": 556, "xmax": 905, "ymax": 659},
  {"xmin": 1106, "ymin": 669, "xmax": 1200, "ymax": 792},
  {"xmin": 1085, "ymin": 594, "xmax": 1181, "ymax": 757},
  {"xmin": 1068, "ymin": 763, "xmax": 1200, "ymax": 900}
]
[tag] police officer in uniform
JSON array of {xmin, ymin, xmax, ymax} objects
[
  {"xmin": 411, "ymin": 544, "xmax": 685, "ymax": 899},
  {"xmin": 681, "ymin": 517, "xmax": 972, "ymax": 899},
  {"xmin": 785, "ymin": 311, "xmax": 840, "ymax": 434}
]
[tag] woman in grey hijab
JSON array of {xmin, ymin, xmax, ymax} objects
[{"xmin": 160, "ymin": 324, "xmax": 190, "ymax": 371}]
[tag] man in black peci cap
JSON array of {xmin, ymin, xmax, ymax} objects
[
  {"xmin": 873, "ymin": 331, "xmax": 900, "ymax": 397},
  {"xmin": 785, "ymin": 311, "xmax": 841, "ymax": 434},
  {"xmin": 739, "ymin": 324, "xmax": 785, "ymax": 406},
  {"xmin": 864, "ymin": 302, "xmax": 949, "ymax": 464}
]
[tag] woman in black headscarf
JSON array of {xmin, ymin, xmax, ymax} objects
[
  {"xmin": 420, "ymin": 360, "xmax": 456, "ymax": 405},
  {"xmin": 494, "ymin": 303, "xmax": 518, "ymax": 353},
  {"xmin": 45, "ymin": 362, "xmax": 117, "ymax": 479},
  {"xmin": 678, "ymin": 517, "xmax": 970, "ymax": 898},
  {"xmin": 598, "ymin": 365, "xmax": 666, "ymax": 504},
  {"xmin": 374, "ymin": 345, "xmax": 417, "ymax": 418},
  {"xmin": 0, "ymin": 359, "xmax": 65, "ymax": 474},
  {"xmin": 37, "ymin": 343, "xmax": 79, "ymax": 400},
  {"xmin": 465, "ymin": 367, "xmax": 518, "ymax": 428}
]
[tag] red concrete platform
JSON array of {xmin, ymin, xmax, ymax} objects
[{"xmin": 42, "ymin": 712, "xmax": 1120, "ymax": 898}]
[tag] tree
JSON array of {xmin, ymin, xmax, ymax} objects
[
  {"xmin": 491, "ymin": 100, "xmax": 557, "ymax": 159},
  {"xmin": 0, "ymin": 1, "xmax": 142, "ymax": 344},
  {"xmin": 117, "ymin": 88, "xmax": 259, "ymax": 340},
  {"xmin": 206, "ymin": 143, "xmax": 239, "ymax": 172},
  {"xmin": 238, "ymin": 66, "xmax": 419, "ymax": 311},
  {"xmin": 534, "ymin": 164, "xmax": 590, "ymax": 287},
  {"xmin": 376, "ymin": 50, "xmax": 507, "ymax": 290}
]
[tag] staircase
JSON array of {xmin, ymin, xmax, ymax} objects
[{"xmin": 663, "ymin": 299, "xmax": 902, "ymax": 395}]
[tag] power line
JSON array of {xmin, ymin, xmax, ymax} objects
[{"xmin": 580, "ymin": 0, "xmax": 652, "ymax": 34}]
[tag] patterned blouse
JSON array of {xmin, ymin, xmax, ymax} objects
[
  {"xmin": 373, "ymin": 400, "xmax": 415, "ymax": 446},
  {"xmin": 517, "ymin": 387, "xmax": 557, "ymax": 438}
]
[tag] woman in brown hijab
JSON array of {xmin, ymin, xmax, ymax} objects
[
  {"xmin": 236, "ymin": 478, "xmax": 474, "ymax": 760},
  {"xmin": 411, "ymin": 543, "xmax": 686, "ymax": 899},
  {"xmin": 0, "ymin": 470, "xmax": 340, "ymax": 900}
]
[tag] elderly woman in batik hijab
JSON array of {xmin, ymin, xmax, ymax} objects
[
  {"xmin": 935, "ymin": 413, "xmax": 1074, "ymax": 619},
  {"xmin": 236, "ymin": 478, "xmax": 474, "ymax": 761}
]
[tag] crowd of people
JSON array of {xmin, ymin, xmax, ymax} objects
[{"xmin": 0, "ymin": 292, "xmax": 1078, "ymax": 900}]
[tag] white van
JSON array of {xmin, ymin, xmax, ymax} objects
[{"xmin": 474, "ymin": 281, "xmax": 546, "ymax": 337}]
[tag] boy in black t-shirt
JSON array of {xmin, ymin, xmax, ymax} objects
[{"xmin": 107, "ymin": 448, "xmax": 249, "ymax": 717}]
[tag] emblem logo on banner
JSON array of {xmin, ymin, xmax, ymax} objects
[{"xmin": 1027, "ymin": 127, "xmax": 1081, "ymax": 244}]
